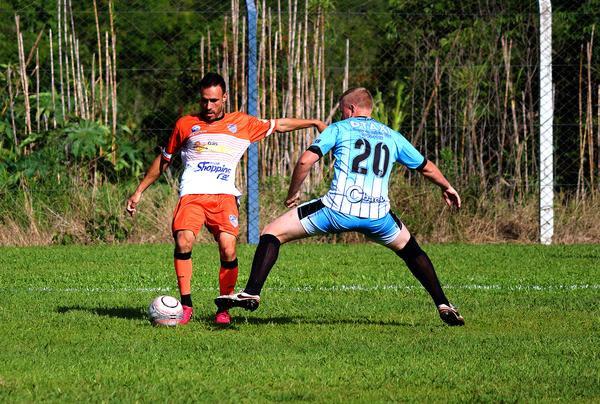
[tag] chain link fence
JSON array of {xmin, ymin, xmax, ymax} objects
[{"xmin": 0, "ymin": 1, "xmax": 599, "ymax": 244}]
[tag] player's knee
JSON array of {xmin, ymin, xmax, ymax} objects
[
  {"xmin": 259, "ymin": 233, "xmax": 282, "ymax": 247},
  {"xmin": 260, "ymin": 223, "xmax": 277, "ymax": 237},
  {"xmin": 174, "ymin": 231, "xmax": 194, "ymax": 253},
  {"xmin": 395, "ymin": 235, "xmax": 424, "ymax": 261},
  {"xmin": 219, "ymin": 245, "xmax": 236, "ymax": 261}
]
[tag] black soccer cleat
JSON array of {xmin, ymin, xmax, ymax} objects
[
  {"xmin": 215, "ymin": 291, "xmax": 261, "ymax": 312},
  {"xmin": 438, "ymin": 303, "xmax": 465, "ymax": 326}
]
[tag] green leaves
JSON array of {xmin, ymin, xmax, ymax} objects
[{"xmin": 64, "ymin": 119, "xmax": 110, "ymax": 161}]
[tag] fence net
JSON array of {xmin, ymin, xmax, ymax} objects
[{"xmin": 0, "ymin": 1, "xmax": 599, "ymax": 244}]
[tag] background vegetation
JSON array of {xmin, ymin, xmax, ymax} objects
[{"xmin": 0, "ymin": 0, "xmax": 599, "ymax": 245}]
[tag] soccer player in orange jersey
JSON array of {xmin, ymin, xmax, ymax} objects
[{"xmin": 126, "ymin": 72, "xmax": 326, "ymax": 325}]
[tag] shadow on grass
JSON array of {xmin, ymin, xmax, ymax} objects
[
  {"xmin": 198, "ymin": 313, "xmax": 421, "ymax": 328},
  {"xmin": 57, "ymin": 306, "xmax": 146, "ymax": 320},
  {"xmin": 57, "ymin": 307, "xmax": 424, "ymax": 328}
]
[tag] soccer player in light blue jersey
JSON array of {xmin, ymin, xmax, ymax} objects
[{"xmin": 216, "ymin": 87, "xmax": 464, "ymax": 326}]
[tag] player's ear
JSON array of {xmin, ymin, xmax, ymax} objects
[{"xmin": 222, "ymin": 92, "xmax": 228, "ymax": 103}]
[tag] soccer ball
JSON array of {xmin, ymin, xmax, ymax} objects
[{"xmin": 147, "ymin": 295, "xmax": 183, "ymax": 326}]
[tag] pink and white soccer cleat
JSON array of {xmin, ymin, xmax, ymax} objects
[
  {"xmin": 214, "ymin": 310, "xmax": 232, "ymax": 325},
  {"xmin": 178, "ymin": 305, "xmax": 194, "ymax": 325}
]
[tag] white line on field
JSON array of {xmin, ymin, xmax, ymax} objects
[{"xmin": 0, "ymin": 284, "xmax": 598, "ymax": 293}]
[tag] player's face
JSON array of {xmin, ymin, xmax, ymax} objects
[{"xmin": 200, "ymin": 86, "xmax": 227, "ymax": 121}]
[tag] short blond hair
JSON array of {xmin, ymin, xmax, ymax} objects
[{"xmin": 339, "ymin": 87, "xmax": 373, "ymax": 111}]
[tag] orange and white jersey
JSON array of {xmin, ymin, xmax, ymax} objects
[{"xmin": 162, "ymin": 112, "xmax": 276, "ymax": 197}]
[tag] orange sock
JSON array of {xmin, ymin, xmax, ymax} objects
[
  {"xmin": 174, "ymin": 252, "xmax": 193, "ymax": 297},
  {"xmin": 219, "ymin": 258, "xmax": 239, "ymax": 295}
]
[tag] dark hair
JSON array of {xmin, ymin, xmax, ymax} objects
[{"xmin": 199, "ymin": 72, "xmax": 227, "ymax": 93}]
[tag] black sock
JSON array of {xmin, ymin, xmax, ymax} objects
[
  {"xmin": 396, "ymin": 236, "xmax": 449, "ymax": 307},
  {"xmin": 180, "ymin": 294, "xmax": 193, "ymax": 307},
  {"xmin": 244, "ymin": 234, "xmax": 281, "ymax": 296}
]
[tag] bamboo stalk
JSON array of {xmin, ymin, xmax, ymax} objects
[
  {"xmin": 278, "ymin": 0, "xmax": 282, "ymax": 49},
  {"xmin": 7, "ymin": 66, "xmax": 18, "ymax": 149},
  {"xmin": 109, "ymin": 0, "xmax": 117, "ymax": 163},
  {"xmin": 63, "ymin": 0, "xmax": 70, "ymax": 114},
  {"xmin": 68, "ymin": 0, "xmax": 82, "ymax": 117},
  {"xmin": 104, "ymin": 31, "xmax": 110, "ymax": 127},
  {"xmin": 259, "ymin": 0, "xmax": 266, "ymax": 118},
  {"xmin": 81, "ymin": 60, "xmax": 90, "ymax": 119},
  {"xmin": 36, "ymin": 48, "xmax": 40, "ymax": 132},
  {"xmin": 93, "ymin": 0, "xmax": 103, "ymax": 123},
  {"xmin": 69, "ymin": 33, "xmax": 78, "ymax": 116},
  {"xmin": 223, "ymin": 16, "xmax": 230, "ymax": 111},
  {"xmin": 200, "ymin": 36, "xmax": 205, "ymax": 78},
  {"xmin": 65, "ymin": 51, "xmax": 71, "ymax": 114},
  {"xmin": 265, "ymin": 6, "xmax": 274, "ymax": 177},
  {"xmin": 577, "ymin": 44, "xmax": 584, "ymax": 199},
  {"xmin": 267, "ymin": 8, "xmax": 273, "ymax": 116},
  {"xmin": 75, "ymin": 38, "xmax": 86, "ymax": 118},
  {"xmin": 91, "ymin": 53, "xmax": 95, "ymax": 120},
  {"xmin": 57, "ymin": 0, "xmax": 65, "ymax": 121},
  {"xmin": 49, "ymin": 28, "xmax": 57, "ymax": 128},
  {"xmin": 343, "ymin": 38, "xmax": 349, "ymax": 92},
  {"xmin": 273, "ymin": 31, "xmax": 278, "ymax": 118},
  {"xmin": 207, "ymin": 29, "xmax": 211, "ymax": 72},
  {"xmin": 294, "ymin": 15, "xmax": 302, "ymax": 118},
  {"xmin": 504, "ymin": 39, "xmax": 521, "ymax": 199},
  {"xmin": 241, "ymin": 19, "xmax": 246, "ymax": 111},
  {"xmin": 586, "ymin": 28, "xmax": 594, "ymax": 189},
  {"xmin": 522, "ymin": 91, "xmax": 529, "ymax": 193},
  {"xmin": 25, "ymin": 29, "xmax": 44, "ymax": 69},
  {"xmin": 597, "ymin": 83, "xmax": 600, "ymax": 189},
  {"xmin": 302, "ymin": 0, "xmax": 308, "ymax": 118},
  {"xmin": 434, "ymin": 57, "xmax": 440, "ymax": 164},
  {"xmin": 285, "ymin": 0, "xmax": 298, "ymax": 116},
  {"xmin": 16, "ymin": 16, "xmax": 32, "ymax": 135},
  {"xmin": 231, "ymin": 0, "xmax": 239, "ymax": 110}
]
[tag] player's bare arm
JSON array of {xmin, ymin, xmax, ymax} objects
[
  {"xmin": 126, "ymin": 155, "xmax": 171, "ymax": 216},
  {"xmin": 285, "ymin": 150, "xmax": 321, "ymax": 208},
  {"xmin": 274, "ymin": 118, "xmax": 327, "ymax": 133},
  {"xmin": 419, "ymin": 160, "xmax": 461, "ymax": 209}
]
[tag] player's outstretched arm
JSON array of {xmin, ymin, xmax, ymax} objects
[
  {"xmin": 126, "ymin": 155, "xmax": 170, "ymax": 216},
  {"xmin": 285, "ymin": 150, "xmax": 321, "ymax": 208},
  {"xmin": 274, "ymin": 118, "xmax": 327, "ymax": 134},
  {"xmin": 419, "ymin": 160, "xmax": 461, "ymax": 209}
]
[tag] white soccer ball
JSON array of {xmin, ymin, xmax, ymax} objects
[{"xmin": 147, "ymin": 295, "xmax": 183, "ymax": 327}]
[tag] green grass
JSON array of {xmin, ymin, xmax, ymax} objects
[{"xmin": 0, "ymin": 243, "xmax": 598, "ymax": 402}]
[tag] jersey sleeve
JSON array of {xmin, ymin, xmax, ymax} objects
[
  {"xmin": 162, "ymin": 120, "xmax": 183, "ymax": 162},
  {"xmin": 246, "ymin": 115, "xmax": 276, "ymax": 142},
  {"xmin": 308, "ymin": 124, "xmax": 337, "ymax": 157},
  {"xmin": 394, "ymin": 132, "xmax": 426, "ymax": 169}
]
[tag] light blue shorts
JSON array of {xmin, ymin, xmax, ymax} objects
[{"xmin": 297, "ymin": 199, "xmax": 403, "ymax": 245}]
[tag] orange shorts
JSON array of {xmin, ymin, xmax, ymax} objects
[{"xmin": 172, "ymin": 194, "xmax": 240, "ymax": 238}]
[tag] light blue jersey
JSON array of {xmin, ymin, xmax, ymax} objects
[{"xmin": 310, "ymin": 117, "xmax": 425, "ymax": 219}]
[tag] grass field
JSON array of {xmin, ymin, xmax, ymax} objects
[{"xmin": 0, "ymin": 243, "xmax": 598, "ymax": 402}]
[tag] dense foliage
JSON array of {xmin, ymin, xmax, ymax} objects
[{"xmin": 0, "ymin": 1, "xmax": 599, "ymax": 244}]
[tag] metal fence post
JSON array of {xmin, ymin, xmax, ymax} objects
[
  {"xmin": 246, "ymin": 0, "xmax": 259, "ymax": 244},
  {"xmin": 539, "ymin": 0, "xmax": 554, "ymax": 245}
]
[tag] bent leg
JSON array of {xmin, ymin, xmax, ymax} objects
[
  {"xmin": 244, "ymin": 208, "xmax": 309, "ymax": 295},
  {"xmin": 386, "ymin": 225, "xmax": 450, "ymax": 307}
]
